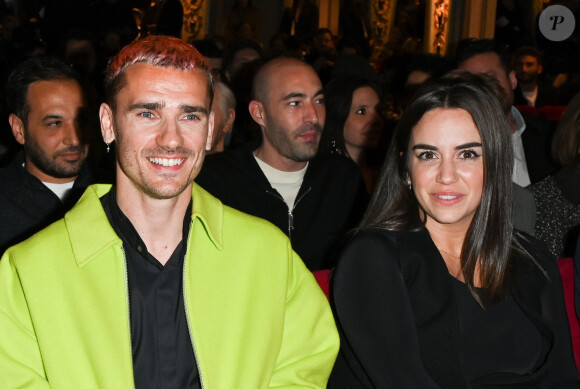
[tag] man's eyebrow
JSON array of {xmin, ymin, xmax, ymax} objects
[
  {"xmin": 42, "ymin": 114, "xmax": 63, "ymax": 120},
  {"xmin": 282, "ymin": 92, "xmax": 306, "ymax": 101},
  {"xmin": 127, "ymin": 102, "xmax": 208, "ymax": 115},
  {"xmin": 128, "ymin": 102, "xmax": 165, "ymax": 111},
  {"xmin": 180, "ymin": 105, "xmax": 208, "ymax": 115},
  {"xmin": 281, "ymin": 89, "xmax": 324, "ymax": 101}
]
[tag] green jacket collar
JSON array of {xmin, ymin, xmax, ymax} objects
[{"xmin": 66, "ymin": 183, "xmax": 224, "ymax": 268}]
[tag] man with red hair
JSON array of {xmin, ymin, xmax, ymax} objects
[{"xmin": 0, "ymin": 36, "xmax": 338, "ymax": 388}]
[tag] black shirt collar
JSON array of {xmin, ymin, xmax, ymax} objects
[{"xmin": 101, "ymin": 187, "xmax": 193, "ymax": 267}]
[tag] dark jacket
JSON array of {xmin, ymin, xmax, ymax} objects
[
  {"xmin": 0, "ymin": 151, "xmax": 94, "ymax": 254},
  {"xmin": 521, "ymin": 112, "xmax": 560, "ymax": 184},
  {"xmin": 330, "ymin": 228, "xmax": 579, "ymax": 388},
  {"xmin": 514, "ymin": 82, "xmax": 560, "ymax": 108},
  {"xmin": 195, "ymin": 143, "xmax": 368, "ymax": 270}
]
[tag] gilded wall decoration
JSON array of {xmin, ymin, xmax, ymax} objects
[
  {"xmin": 370, "ymin": 0, "xmax": 395, "ymax": 66},
  {"xmin": 183, "ymin": 0, "xmax": 205, "ymax": 39},
  {"xmin": 432, "ymin": 0, "xmax": 450, "ymax": 54}
]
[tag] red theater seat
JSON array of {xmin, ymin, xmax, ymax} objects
[
  {"xmin": 557, "ymin": 257, "xmax": 580, "ymax": 373},
  {"xmin": 539, "ymin": 105, "xmax": 567, "ymax": 122},
  {"xmin": 313, "ymin": 269, "xmax": 331, "ymax": 300}
]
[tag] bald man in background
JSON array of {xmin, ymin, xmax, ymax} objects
[{"xmin": 197, "ymin": 57, "xmax": 368, "ymax": 271}]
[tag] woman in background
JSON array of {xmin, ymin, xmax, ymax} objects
[
  {"xmin": 329, "ymin": 72, "xmax": 578, "ymax": 388},
  {"xmin": 530, "ymin": 91, "xmax": 580, "ymax": 259},
  {"xmin": 319, "ymin": 74, "xmax": 384, "ymax": 193}
]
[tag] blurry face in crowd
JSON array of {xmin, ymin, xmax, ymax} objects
[
  {"xmin": 209, "ymin": 86, "xmax": 235, "ymax": 154},
  {"xmin": 227, "ymin": 48, "xmax": 260, "ymax": 80},
  {"xmin": 207, "ymin": 57, "xmax": 223, "ymax": 83},
  {"xmin": 458, "ymin": 52, "xmax": 516, "ymax": 112},
  {"xmin": 408, "ymin": 108, "xmax": 484, "ymax": 234},
  {"xmin": 514, "ymin": 55, "xmax": 542, "ymax": 84},
  {"xmin": 100, "ymin": 63, "xmax": 213, "ymax": 201},
  {"xmin": 10, "ymin": 79, "xmax": 89, "ymax": 183},
  {"xmin": 343, "ymin": 86, "xmax": 383, "ymax": 157},
  {"xmin": 314, "ymin": 32, "xmax": 335, "ymax": 54}
]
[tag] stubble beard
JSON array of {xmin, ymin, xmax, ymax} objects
[
  {"xmin": 118, "ymin": 141, "xmax": 198, "ymax": 200},
  {"xmin": 24, "ymin": 140, "xmax": 86, "ymax": 179},
  {"xmin": 269, "ymin": 122, "xmax": 323, "ymax": 163}
]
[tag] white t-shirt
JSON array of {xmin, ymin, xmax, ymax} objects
[
  {"xmin": 22, "ymin": 161, "xmax": 76, "ymax": 201},
  {"xmin": 43, "ymin": 181, "xmax": 75, "ymax": 202},
  {"xmin": 254, "ymin": 156, "xmax": 307, "ymax": 210},
  {"xmin": 522, "ymin": 86, "xmax": 538, "ymax": 107}
]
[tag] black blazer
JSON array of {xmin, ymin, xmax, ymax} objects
[
  {"xmin": 330, "ymin": 228, "xmax": 579, "ymax": 388},
  {"xmin": 520, "ymin": 112, "xmax": 560, "ymax": 185}
]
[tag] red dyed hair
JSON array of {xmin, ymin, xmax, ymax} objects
[{"xmin": 104, "ymin": 35, "xmax": 213, "ymax": 108}]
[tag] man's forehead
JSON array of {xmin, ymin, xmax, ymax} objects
[
  {"xmin": 121, "ymin": 63, "xmax": 209, "ymax": 97},
  {"xmin": 27, "ymin": 79, "xmax": 83, "ymax": 106},
  {"xmin": 518, "ymin": 55, "xmax": 538, "ymax": 64},
  {"xmin": 460, "ymin": 52, "xmax": 507, "ymax": 77},
  {"xmin": 111, "ymin": 71, "xmax": 210, "ymax": 116},
  {"xmin": 462, "ymin": 52, "xmax": 499, "ymax": 67},
  {"xmin": 269, "ymin": 64, "xmax": 321, "ymax": 94},
  {"xmin": 29, "ymin": 78, "xmax": 80, "ymax": 94}
]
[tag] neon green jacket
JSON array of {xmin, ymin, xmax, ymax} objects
[{"xmin": 0, "ymin": 184, "xmax": 339, "ymax": 388}]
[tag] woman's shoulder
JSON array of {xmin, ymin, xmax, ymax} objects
[
  {"xmin": 342, "ymin": 228, "xmax": 421, "ymax": 253},
  {"xmin": 511, "ymin": 231, "xmax": 558, "ymax": 283},
  {"xmin": 336, "ymin": 228, "xmax": 433, "ymax": 273}
]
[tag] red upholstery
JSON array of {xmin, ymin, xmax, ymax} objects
[
  {"xmin": 515, "ymin": 104, "xmax": 538, "ymax": 117},
  {"xmin": 538, "ymin": 105, "xmax": 567, "ymax": 122},
  {"xmin": 557, "ymin": 257, "xmax": 580, "ymax": 373},
  {"xmin": 313, "ymin": 269, "xmax": 331, "ymax": 300}
]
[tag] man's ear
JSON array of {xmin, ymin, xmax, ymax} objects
[
  {"xmin": 249, "ymin": 100, "xmax": 265, "ymax": 126},
  {"xmin": 509, "ymin": 70, "xmax": 517, "ymax": 90},
  {"xmin": 206, "ymin": 111, "xmax": 215, "ymax": 151},
  {"xmin": 538, "ymin": 64, "xmax": 543, "ymax": 75},
  {"xmin": 9, "ymin": 114, "xmax": 26, "ymax": 145},
  {"xmin": 99, "ymin": 103, "xmax": 116, "ymax": 144},
  {"xmin": 223, "ymin": 107, "xmax": 236, "ymax": 134}
]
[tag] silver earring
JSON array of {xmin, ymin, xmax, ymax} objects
[
  {"xmin": 406, "ymin": 177, "xmax": 412, "ymax": 190},
  {"xmin": 106, "ymin": 143, "xmax": 110, "ymax": 153}
]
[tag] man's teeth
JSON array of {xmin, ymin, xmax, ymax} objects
[{"xmin": 149, "ymin": 157, "xmax": 184, "ymax": 167}]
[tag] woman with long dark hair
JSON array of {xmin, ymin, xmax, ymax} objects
[
  {"xmin": 319, "ymin": 74, "xmax": 384, "ymax": 193},
  {"xmin": 329, "ymin": 72, "xmax": 579, "ymax": 388}
]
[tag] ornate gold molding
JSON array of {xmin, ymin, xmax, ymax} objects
[
  {"xmin": 370, "ymin": 0, "xmax": 395, "ymax": 65},
  {"xmin": 432, "ymin": 0, "xmax": 450, "ymax": 54},
  {"xmin": 183, "ymin": 0, "xmax": 205, "ymax": 39}
]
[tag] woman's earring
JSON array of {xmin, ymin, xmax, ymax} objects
[
  {"xmin": 406, "ymin": 177, "xmax": 412, "ymax": 190},
  {"xmin": 106, "ymin": 143, "xmax": 110, "ymax": 153}
]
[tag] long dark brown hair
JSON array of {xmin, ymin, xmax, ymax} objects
[{"xmin": 359, "ymin": 72, "xmax": 515, "ymax": 302}]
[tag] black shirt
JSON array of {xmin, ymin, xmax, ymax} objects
[
  {"xmin": 453, "ymin": 277, "xmax": 546, "ymax": 382},
  {"xmin": 101, "ymin": 190, "xmax": 201, "ymax": 389}
]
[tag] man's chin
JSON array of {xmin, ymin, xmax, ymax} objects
[{"xmin": 46, "ymin": 163, "xmax": 84, "ymax": 179}]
